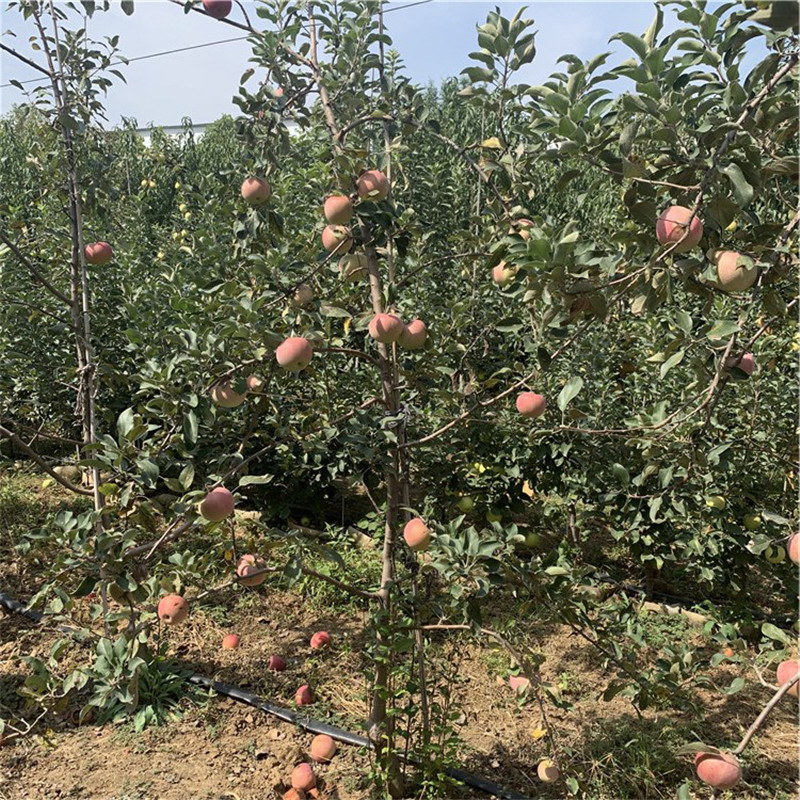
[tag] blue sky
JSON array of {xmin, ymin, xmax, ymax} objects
[{"xmin": 0, "ymin": 1, "xmax": 741, "ymax": 128}]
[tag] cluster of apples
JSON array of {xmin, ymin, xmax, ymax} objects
[
  {"xmin": 321, "ymin": 171, "xmax": 428, "ymax": 351},
  {"xmin": 490, "ymin": 218, "xmax": 534, "ymax": 287},
  {"xmin": 656, "ymin": 205, "xmax": 758, "ymax": 292},
  {"xmin": 284, "ymin": 733, "xmax": 337, "ymax": 799}
]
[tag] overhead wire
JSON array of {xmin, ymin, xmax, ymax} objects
[{"xmin": 1, "ymin": 0, "xmax": 434, "ymax": 90}]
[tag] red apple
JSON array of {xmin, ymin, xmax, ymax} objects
[
  {"xmin": 199, "ymin": 487, "xmax": 235, "ymax": 522},
  {"xmin": 241, "ymin": 177, "xmax": 271, "ymax": 205},
  {"xmin": 222, "ymin": 634, "xmax": 240, "ymax": 649},
  {"xmin": 788, "ymin": 533, "xmax": 800, "ymax": 565},
  {"xmin": 157, "ymin": 594, "xmax": 188, "ymax": 625},
  {"xmin": 210, "ymin": 380, "xmax": 246, "ymax": 408},
  {"xmin": 291, "ymin": 762, "xmax": 316, "ymax": 791},
  {"xmin": 84, "ymin": 241, "xmax": 113, "ymax": 265},
  {"xmin": 268, "ymin": 655, "xmax": 287, "ymax": 672},
  {"xmin": 491, "ymin": 262, "xmax": 515, "ymax": 287},
  {"xmin": 516, "ymin": 392, "xmax": 546, "ymax": 418},
  {"xmin": 309, "ymin": 733, "xmax": 337, "ymax": 763},
  {"xmin": 724, "ymin": 352, "xmax": 755, "ymax": 375},
  {"xmin": 202, "ymin": 0, "xmax": 231, "ymax": 18},
  {"xmin": 368, "ymin": 313, "xmax": 404, "ymax": 344},
  {"xmin": 399, "ymin": 319, "xmax": 427, "ymax": 350},
  {"xmin": 694, "ymin": 752, "xmax": 742, "ymax": 790},
  {"xmin": 246, "ymin": 374, "xmax": 263, "ymax": 392},
  {"xmin": 276, "ymin": 337, "xmax": 313, "ymax": 372},
  {"xmin": 295, "ymin": 684, "xmax": 315, "ymax": 706},
  {"xmin": 321, "ymin": 224, "xmax": 353, "ymax": 254},
  {"xmin": 777, "ymin": 659, "xmax": 799, "ymax": 697},
  {"xmin": 323, "ymin": 195, "xmax": 353, "ymax": 224},
  {"xmin": 403, "ymin": 518, "xmax": 431, "ymax": 551},
  {"xmin": 236, "ymin": 554, "xmax": 268, "ymax": 587},
  {"xmin": 656, "ymin": 205, "xmax": 703, "ymax": 252},
  {"xmin": 356, "ymin": 169, "xmax": 390, "ymax": 202},
  {"xmin": 713, "ymin": 250, "xmax": 757, "ymax": 292},
  {"xmin": 508, "ymin": 675, "xmax": 531, "ymax": 693},
  {"xmin": 310, "ymin": 631, "xmax": 331, "ymax": 650}
]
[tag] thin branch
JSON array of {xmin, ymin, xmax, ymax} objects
[
  {"xmin": 732, "ymin": 675, "xmax": 799, "ymax": 755},
  {"xmin": 0, "ymin": 231, "xmax": 71, "ymax": 305},
  {"xmin": 0, "ymin": 423, "xmax": 92, "ymax": 495}
]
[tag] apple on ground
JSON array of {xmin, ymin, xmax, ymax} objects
[
  {"xmin": 537, "ymin": 759, "xmax": 559, "ymax": 783},
  {"xmin": 268, "ymin": 655, "xmax": 287, "ymax": 672},
  {"xmin": 222, "ymin": 634, "xmax": 240, "ymax": 649},
  {"xmin": 309, "ymin": 734, "xmax": 337, "ymax": 763},
  {"xmin": 291, "ymin": 763, "xmax": 316, "ymax": 791},
  {"xmin": 310, "ymin": 631, "xmax": 331, "ymax": 650},
  {"xmin": 295, "ymin": 684, "xmax": 315, "ymax": 706}
]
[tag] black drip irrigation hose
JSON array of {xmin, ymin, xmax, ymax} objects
[{"xmin": 0, "ymin": 590, "xmax": 532, "ymax": 800}]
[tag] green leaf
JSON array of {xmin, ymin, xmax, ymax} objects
[
  {"xmin": 183, "ymin": 411, "xmax": 198, "ymax": 447},
  {"xmin": 610, "ymin": 32, "xmax": 649, "ymax": 61},
  {"xmin": 120, "ymin": 0, "xmax": 134, "ymax": 15},
  {"xmin": 319, "ymin": 304, "xmax": 351, "ymax": 318},
  {"xmin": 239, "ymin": 474, "xmax": 273, "ymax": 486},
  {"xmin": 116, "ymin": 407, "xmax": 135, "ymax": 439},
  {"xmin": 722, "ymin": 162, "xmax": 754, "ymax": 208},
  {"xmin": 557, "ymin": 376, "xmax": 584, "ymax": 411},
  {"xmin": 675, "ymin": 311, "xmax": 693, "ymax": 334},
  {"xmin": 178, "ymin": 463, "xmax": 195, "ymax": 491},
  {"xmin": 761, "ymin": 622, "xmax": 791, "ymax": 645},
  {"xmin": 660, "ymin": 349, "xmax": 685, "ymax": 378},
  {"xmin": 706, "ymin": 319, "xmax": 739, "ymax": 342}
]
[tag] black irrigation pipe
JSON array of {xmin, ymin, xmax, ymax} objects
[{"xmin": 0, "ymin": 590, "xmax": 532, "ymax": 800}]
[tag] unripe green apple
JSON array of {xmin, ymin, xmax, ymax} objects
[
  {"xmin": 764, "ymin": 545, "xmax": 786, "ymax": 564},
  {"xmin": 456, "ymin": 496, "xmax": 474, "ymax": 513},
  {"xmin": 706, "ymin": 495, "xmax": 726, "ymax": 511},
  {"xmin": 743, "ymin": 513, "xmax": 762, "ymax": 531},
  {"xmin": 524, "ymin": 532, "xmax": 541, "ymax": 548},
  {"xmin": 486, "ymin": 509, "xmax": 502, "ymax": 524}
]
